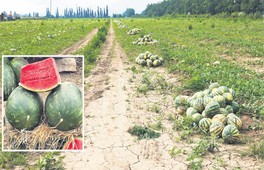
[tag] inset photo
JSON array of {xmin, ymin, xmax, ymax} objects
[{"xmin": 2, "ymin": 55, "xmax": 84, "ymax": 151}]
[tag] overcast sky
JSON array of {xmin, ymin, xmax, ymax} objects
[{"xmin": 1, "ymin": 0, "xmax": 161, "ymax": 16}]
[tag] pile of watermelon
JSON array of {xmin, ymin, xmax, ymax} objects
[
  {"xmin": 115, "ymin": 20, "xmax": 127, "ymax": 29},
  {"xmin": 4, "ymin": 57, "xmax": 83, "ymax": 132},
  {"xmin": 135, "ymin": 51, "xmax": 163, "ymax": 67},
  {"xmin": 175, "ymin": 83, "xmax": 242, "ymax": 144},
  {"xmin": 132, "ymin": 35, "xmax": 158, "ymax": 45},
  {"xmin": 127, "ymin": 28, "xmax": 141, "ymax": 35}
]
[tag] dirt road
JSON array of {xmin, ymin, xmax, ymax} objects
[{"xmin": 58, "ymin": 28, "xmax": 98, "ymax": 55}]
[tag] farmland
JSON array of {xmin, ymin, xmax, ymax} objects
[
  {"xmin": 0, "ymin": 19, "xmax": 104, "ymax": 55},
  {"xmin": 114, "ymin": 17, "xmax": 264, "ymax": 116},
  {"xmin": 0, "ymin": 16, "xmax": 264, "ymax": 169}
]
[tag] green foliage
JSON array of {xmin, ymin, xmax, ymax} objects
[
  {"xmin": 35, "ymin": 152, "xmax": 64, "ymax": 170},
  {"xmin": 0, "ymin": 134, "xmax": 27, "ymax": 169},
  {"xmin": 249, "ymin": 139, "xmax": 264, "ymax": 160},
  {"xmin": 187, "ymin": 138, "xmax": 219, "ymax": 170},
  {"xmin": 83, "ymin": 20, "xmax": 110, "ymax": 76},
  {"xmin": 143, "ymin": 0, "xmax": 264, "ymax": 16},
  {"xmin": 0, "ymin": 152, "xmax": 27, "ymax": 169},
  {"xmin": 128, "ymin": 125, "xmax": 161, "ymax": 140}
]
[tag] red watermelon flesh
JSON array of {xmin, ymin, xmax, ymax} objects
[
  {"xmin": 63, "ymin": 138, "xmax": 83, "ymax": 150},
  {"xmin": 20, "ymin": 58, "xmax": 61, "ymax": 92}
]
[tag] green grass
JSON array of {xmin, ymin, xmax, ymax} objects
[
  {"xmin": 128, "ymin": 125, "xmax": 161, "ymax": 140},
  {"xmin": 76, "ymin": 20, "xmax": 110, "ymax": 76},
  {"xmin": 0, "ymin": 19, "xmax": 103, "ymax": 55},
  {"xmin": 114, "ymin": 17, "xmax": 264, "ymax": 118}
]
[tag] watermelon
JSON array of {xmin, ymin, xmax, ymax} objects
[
  {"xmin": 63, "ymin": 138, "xmax": 83, "ymax": 150},
  {"xmin": 219, "ymin": 108, "xmax": 229, "ymax": 115},
  {"xmin": 190, "ymin": 98, "xmax": 204, "ymax": 113},
  {"xmin": 209, "ymin": 122, "xmax": 225, "ymax": 138},
  {"xmin": 222, "ymin": 124, "xmax": 240, "ymax": 144},
  {"xmin": 211, "ymin": 88, "xmax": 222, "ymax": 96},
  {"xmin": 45, "ymin": 82, "xmax": 82, "ymax": 131},
  {"xmin": 199, "ymin": 118, "xmax": 212, "ymax": 133},
  {"xmin": 147, "ymin": 59, "xmax": 153, "ymax": 67},
  {"xmin": 228, "ymin": 88, "xmax": 236, "ymax": 99},
  {"xmin": 140, "ymin": 59, "xmax": 147, "ymax": 66},
  {"xmin": 4, "ymin": 57, "xmax": 10, "ymax": 65},
  {"xmin": 138, "ymin": 53, "xmax": 144, "ymax": 59},
  {"xmin": 212, "ymin": 114, "xmax": 227, "ymax": 125},
  {"xmin": 175, "ymin": 95, "xmax": 189, "ymax": 108},
  {"xmin": 227, "ymin": 113, "xmax": 237, "ymax": 118},
  {"xmin": 213, "ymin": 95, "xmax": 226, "ymax": 108},
  {"xmin": 223, "ymin": 93, "xmax": 233, "ymax": 104},
  {"xmin": 209, "ymin": 83, "xmax": 220, "ymax": 92},
  {"xmin": 225, "ymin": 105, "xmax": 234, "ymax": 113},
  {"xmin": 231, "ymin": 101, "xmax": 239, "ymax": 113},
  {"xmin": 20, "ymin": 58, "xmax": 61, "ymax": 92},
  {"xmin": 227, "ymin": 116, "xmax": 242, "ymax": 129},
  {"xmin": 203, "ymin": 96, "xmax": 213, "ymax": 106},
  {"xmin": 5, "ymin": 86, "xmax": 43, "ymax": 130},
  {"xmin": 186, "ymin": 107, "xmax": 197, "ymax": 117},
  {"xmin": 192, "ymin": 113, "xmax": 203, "ymax": 125},
  {"xmin": 218, "ymin": 86, "xmax": 229, "ymax": 94},
  {"xmin": 153, "ymin": 59, "xmax": 161, "ymax": 67},
  {"xmin": 192, "ymin": 92, "xmax": 204, "ymax": 99},
  {"xmin": 4, "ymin": 64, "xmax": 17, "ymax": 101},
  {"xmin": 10, "ymin": 57, "xmax": 28, "ymax": 83},
  {"xmin": 204, "ymin": 102, "xmax": 220, "ymax": 118}
]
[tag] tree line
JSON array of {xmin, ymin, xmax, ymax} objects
[
  {"xmin": 142, "ymin": 0, "xmax": 264, "ymax": 17},
  {"xmin": 46, "ymin": 5, "xmax": 109, "ymax": 18}
]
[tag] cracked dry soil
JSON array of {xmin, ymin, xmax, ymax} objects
[{"xmin": 63, "ymin": 23, "xmax": 264, "ymax": 170}]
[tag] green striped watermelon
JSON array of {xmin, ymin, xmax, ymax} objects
[
  {"xmin": 5, "ymin": 86, "xmax": 43, "ymax": 130},
  {"xmin": 209, "ymin": 83, "xmax": 220, "ymax": 92},
  {"xmin": 222, "ymin": 124, "xmax": 240, "ymax": 144},
  {"xmin": 199, "ymin": 118, "xmax": 212, "ymax": 133},
  {"xmin": 45, "ymin": 82, "xmax": 82, "ymax": 131},
  {"xmin": 209, "ymin": 122, "xmax": 225, "ymax": 138},
  {"xmin": 212, "ymin": 114, "xmax": 227, "ymax": 125},
  {"xmin": 3, "ymin": 64, "xmax": 17, "ymax": 101},
  {"xmin": 227, "ymin": 116, "xmax": 242, "ymax": 129},
  {"xmin": 186, "ymin": 107, "xmax": 197, "ymax": 117},
  {"xmin": 204, "ymin": 102, "xmax": 220, "ymax": 118},
  {"xmin": 10, "ymin": 57, "xmax": 28, "ymax": 83}
]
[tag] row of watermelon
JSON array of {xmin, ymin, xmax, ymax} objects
[
  {"xmin": 175, "ymin": 83, "xmax": 242, "ymax": 143},
  {"xmin": 4, "ymin": 57, "xmax": 82, "ymax": 131}
]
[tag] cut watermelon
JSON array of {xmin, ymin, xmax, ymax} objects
[
  {"xmin": 20, "ymin": 58, "xmax": 61, "ymax": 92},
  {"xmin": 63, "ymin": 138, "xmax": 83, "ymax": 150}
]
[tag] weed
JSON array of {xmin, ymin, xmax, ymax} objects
[
  {"xmin": 128, "ymin": 125, "xmax": 160, "ymax": 140},
  {"xmin": 249, "ymin": 139, "xmax": 264, "ymax": 160},
  {"xmin": 147, "ymin": 104, "xmax": 161, "ymax": 113},
  {"xmin": 187, "ymin": 138, "xmax": 219, "ymax": 169},
  {"xmin": 35, "ymin": 152, "xmax": 64, "ymax": 170},
  {"xmin": 148, "ymin": 116, "xmax": 164, "ymax": 131},
  {"xmin": 169, "ymin": 146, "xmax": 183, "ymax": 158},
  {"xmin": 137, "ymin": 84, "xmax": 149, "ymax": 94}
]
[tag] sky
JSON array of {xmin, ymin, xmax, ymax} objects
[{"xmin": 1, "ymin": 0, "xmax": 161, "ymax": 16}]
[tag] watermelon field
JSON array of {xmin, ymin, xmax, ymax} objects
[{"xmin": 0, "ymin": 16, "xmax": 264, "ymax": 169}]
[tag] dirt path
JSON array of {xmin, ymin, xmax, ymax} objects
[
  {"xmin": 62, "ymin": 23, "xmax": 184, "ymax": 170},
  {"xmin": 58, "ymin": 29, "xmax": 98, "ymax": 55}
]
